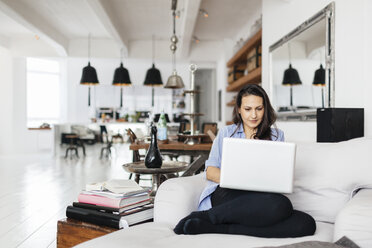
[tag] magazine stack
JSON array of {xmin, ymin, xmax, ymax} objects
[{"xmin": 66, "ymin": 179, "xmax": 153, "ymax": 229}]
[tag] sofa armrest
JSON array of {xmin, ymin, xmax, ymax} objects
[
  {"xmin": 334, "ymin": 189, "xmax": 372, "ymax": 247},
  {"xmin": 153, "ymin": 174, "xmax": 207, "ymax": 226}
]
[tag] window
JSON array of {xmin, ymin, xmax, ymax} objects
[{"xmin": 27, "ymin": 58, "xmax": 61, "ymax": 127}]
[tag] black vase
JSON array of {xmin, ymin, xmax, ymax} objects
[{"xmin": 145, "ymin": 125, "xmax": 163, "ymax": 168}]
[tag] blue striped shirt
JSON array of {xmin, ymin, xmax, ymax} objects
[{"xmin": 198, "ymin": 124, "xmax": 285, "ymax": 211}]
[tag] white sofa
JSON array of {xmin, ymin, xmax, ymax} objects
[{"xmin": 76, "ymin": 138, "xmax": 372, "ymax": 248}]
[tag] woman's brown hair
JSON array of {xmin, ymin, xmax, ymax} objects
[{"xmin": 231, "ymin": 84, "xmax": 277, "ymax": 140}]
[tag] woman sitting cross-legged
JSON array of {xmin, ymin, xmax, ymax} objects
[{"xmin": 174, "ymin": 84, "xmax": 316, "ymax": 237}]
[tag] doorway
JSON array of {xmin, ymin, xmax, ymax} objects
[{"xmin": 195, "ymin": 69, "xmax": 216, "ymax": 129}]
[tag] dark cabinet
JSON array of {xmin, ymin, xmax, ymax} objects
[{"xmin": 317, "ymin": 108, "xmax": 364, "ymax": 142}]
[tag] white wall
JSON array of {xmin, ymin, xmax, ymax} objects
[
  {"xmin": 12, "ymin": 58, "xmax": 28, "ymax": 153},
  {"xmin": 0, "ymin": 47, "xmax": 14, "ymax": 154},
  {"xmin": 216, "ymin": 56, "xmax": 227, "ymax": 127},
  {"xmin": 363, "ymin": 0, "xmax": 372, "ymax": 136},
  {"xmin": 195, "ymin": 69, "xmax": 216, "ymax": 126},
  {"xmin": 219, "ymin": 39, "xmax": 234, "ymax": 126},
  {"xmin": 262, "ymin": 0, "xmax": 370, "ymax": 140}
]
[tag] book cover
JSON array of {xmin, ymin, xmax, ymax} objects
[
  {"xmin": 81, "ymin": 190, "xmax": 149, "ymax": 199},
  {"xmin": 66, "ymin": 206, "xmax": 125, "ymax": 229},
  {"xmin": 78, "ymin": 193, "xmax": 150, "ymax": 209},
  {"xmin": 119, "ymin": 205, "xmax": 154, "ymax": 226},
  {"xmin": 72, "ymin": 199, "xmax": 151, "ymax": 213},
  {"xmin": 66, "ymin": 205, "xmax": 154, "ymax": 229},
  {"xmin": 85, "ymin": 179, "xmax": 148, "ymax": 196}
]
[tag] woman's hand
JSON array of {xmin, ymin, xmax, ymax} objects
[{"xmin": 206, "ymin": 166, "xmax": 221, "ymax": 184}]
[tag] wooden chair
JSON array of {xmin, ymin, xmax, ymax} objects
[
  {"xmin": 64, "ymin": 134, "xmax": 79, "ymax": 159},
  {"xmin": 201, "ymin": 122, "xmax": 218, "ymax": 143},
  {"xmin": 206, "ymin": 129, "xmax": 216, "ymax": 142},
  {"xmin": 126, "ymin": 128, "xmax": 146, "ymax": 183},
  {"xmin": 111, "ymin": 133, "xmax": 124, "ymax": 143},
  {"xmin": 62, "ymin": 133, "xmax": 86, "ymax": 158},
  {"xmin": 178, "ymin": 122, "xmax": 197, "ymax": 142},
  {"xmin": 126, "ymin": 128, "xmax": 145, "ymax": 162}
]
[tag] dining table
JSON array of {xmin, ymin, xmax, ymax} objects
[{"xmin": 129, "ymin": 140, "xmax": 212, "ymax": 176}]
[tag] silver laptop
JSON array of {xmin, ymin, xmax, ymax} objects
[{"xmin": 220, "ymin": 138, "xmax": 296, "ymax": 193}]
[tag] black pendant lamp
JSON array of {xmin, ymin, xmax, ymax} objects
[
  {"xmin": 313, "ymin": 64, "xmax": 326, "ymax": 107},
  {"xmin": 282, "ymin": 64, "xmax": 302, "ymax": 86},
  {"xmin": 144, "ymin": 63, "xmax": 163, "ymax": 86},
  {"xmin": 80, "ymin": 33, "xmax": 99, "ymax": 106},
  {"xmin": 113, "ymin": 49, "xmax": 132, "ymax": 108},
  {"xmin": 282, "ymin": 43, "xmax": 301, "ymax": 107},
  {"xmin": 144, "ymin": 35, "xmax": 163, "ymax": 107},
  {"xmin": 313, "ymin": 64, "xmax": 325, "ymax": 85}
]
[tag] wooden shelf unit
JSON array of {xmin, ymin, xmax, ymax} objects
[
  {"xmin": 226, "ymin": 67, "xmax": 261, "ymax": 92},
  {"xmin": 226, "ymin": 99, "xmax": 236, "ymax": 107},
  {"xmin": 226, "ymin": 29, "xmax": 262, "ymax": 92},
  {"xmin": 227, "ymin": 29, "xmax": 262, "ymax": 68}
]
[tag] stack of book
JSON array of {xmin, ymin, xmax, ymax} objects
[{"xmin": 66, "ymin": 179, "xmax": 153, "ymax": 229}]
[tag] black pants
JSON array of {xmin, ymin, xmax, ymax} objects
[
  {"xmin": 174, "ymin": 186, "xmax": 316, "ymax": 237},
  {"xmin": 209, "ymin": 186, "xmax": 316, "ymax": 237}
]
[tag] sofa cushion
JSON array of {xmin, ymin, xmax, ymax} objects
[
  {"xmin": 154, "ymin": 174, "xmax": 207, "ymax": 225},
  {"xmin": 74, "ymin": 221, "xmax": 333, "ymax": 248},
  {"xmin": 334, "ymin": 189, "xmax": 372, "ymax": 247},
  {"xmin": 285, "ymin": 138, "xmax": 372, "ymax": 223}
]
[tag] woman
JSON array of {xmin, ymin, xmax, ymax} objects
[{"xmin": 174, "ymin": 85, "xmax": 316, "ymax": 237}]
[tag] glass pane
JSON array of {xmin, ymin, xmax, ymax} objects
[
  {"xmin": 27, "ymin": 58, "xmax": 60, "ymax": 73},
  {"xmin": 27, "ymin": 72, "xmax": 60, "ymax": 119}
]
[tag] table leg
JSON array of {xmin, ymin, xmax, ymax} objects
[{"xmin": 150, "ymin": 174, "xmax": 161, "ymax": 198}]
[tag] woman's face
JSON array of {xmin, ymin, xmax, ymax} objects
[{"xmin": 238, "ymin": 94, "xmax": 264, "ymax": 130}]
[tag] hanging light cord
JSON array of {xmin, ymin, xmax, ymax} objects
[
  {"xmin": 152, "ymin": 34, "xmax": 155, "ymax": 64},
  {"xmin": 173, "ymin": 10, "xmax": 176, "ymax": 35},
  {"xmin": 88, "ymin": 33, "xmax": 91, "ymax": 62},
  {"xmin": 173, "ymin": 10, "xmax": 176, "ymax": 71},
  {"xmin": 288, "ymin": 42, "xmax": 292, "ymax": 64},
  {"xmin": 172, "ymin": 50, "xmax": 176, "ymax": 71}
]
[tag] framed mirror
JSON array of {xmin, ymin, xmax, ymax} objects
[{"xmin": 269, "ymin": 2, "xmax": 335, "ymax": 121}]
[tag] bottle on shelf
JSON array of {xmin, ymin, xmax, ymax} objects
[
  {"xmin": 157, "ymin": 111, "xmax": 168, "ymax": 141},
  {"xmin": 145, "ymin": 124, "xmax": 163, "ymax": 168}
]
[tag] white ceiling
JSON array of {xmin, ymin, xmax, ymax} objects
[
  {"xmin": 0, "ymin": 0, "xmax": 262, "ymax": 59},
  {"xmin": 195, "ymin": 0, "xmax": 262, "ymax": 40}
]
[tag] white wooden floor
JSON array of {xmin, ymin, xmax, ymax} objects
[{"xmin": 0, "ymin": 143, "xmax": 152, "ymax": 248}]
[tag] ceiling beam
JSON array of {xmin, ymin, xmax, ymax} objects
[
  {"xmin": 178, "ymin": 0, "xmax": 202, "ymax": 58},
  {"xmin": 0, "ymin": 0, "xmax": 68, "ymax": 56},
  {"xmin": 87, "ymin": 0, "xmax": 129, "ymax": 57}
]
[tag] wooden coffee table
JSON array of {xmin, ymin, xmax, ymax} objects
[
  {"xmin": 57, "ymin": 218, "xmax": 117, "ymax": 248},
  {"xmin": 123, "ymin": 161, "xmax": 188, "ymax": 197},
  {"xmin": 129, "ymin": 141, "xmax": 212, "ymax": 176}
]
